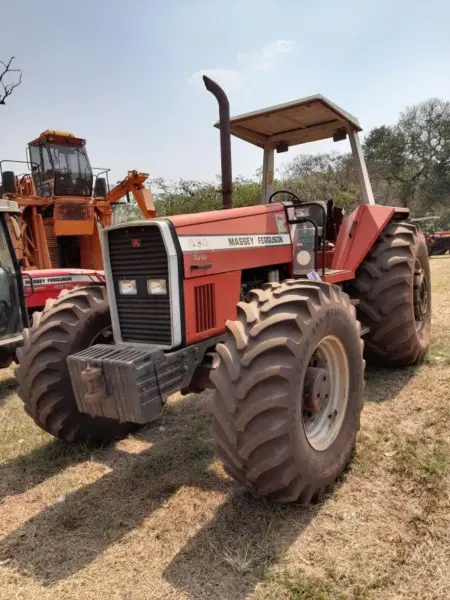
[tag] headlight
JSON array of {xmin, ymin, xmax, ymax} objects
[
  {"xmin": 119, "ymin": 280, "xmax": 137, "ymax": 295},
  {"xmin": 147, "ymin": 279, "xmax": 167, "ymax": 295}
]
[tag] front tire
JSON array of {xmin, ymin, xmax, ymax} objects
[
  {"xmin": 16, "ymin": 285, "xmax": 138, "ymax": 444},
  {"xmin": 209, "ymin": 280, "xmax": 364, "ymax": 504}
]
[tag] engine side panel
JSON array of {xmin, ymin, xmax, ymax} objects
[
  {"xmin": 171, "ymin": 204, "xmax": 292, "ymax": 279},
  {"xmin": 170, "ymin": 204, "xmax": 293, "ymax": 345},
  {"xmin": 183, "ymin": 271, "xmax": 241, "ymax": 344},
  {"xmin": 23, "ymin": 268, "xmax": 106, "ymax": 309}
]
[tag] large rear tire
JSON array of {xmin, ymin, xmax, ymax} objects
[
  {"xmin": 16, "ymin": 285, "xmax": 138, "ymax": 444},
  {"xmin": 349, "ymin": 221, "xmax": 431, "ymax": 367},
  {"xmin": 209, "ymin": 280, "xmax": 364, "ymax": 504}
]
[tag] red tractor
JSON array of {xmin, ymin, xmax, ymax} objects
[{"xmin": 16, "ymin": 78, "xmax": 431, "ymax": 504}]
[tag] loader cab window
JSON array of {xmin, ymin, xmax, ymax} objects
[
  {"xmin": 0, "ymin": 216, "xmax": 23, "ymax": 341},
  {"xmin": 29, "ymin": 144, "xmax": 52, "ymax": 196},
  {"xmin": 48, "ymin": 143, "xmax": 93, "ymax": 197}
]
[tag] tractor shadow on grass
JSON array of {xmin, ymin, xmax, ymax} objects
[
  {"xmin": 0, "ymin": 373, "xmax": 18, "ymax": 406},
  {"xmin": 0, "ymin": 440, "xmax": 96, "ymax": 503},
  {"xmin": 0, "ymin": 394, "xmax": 230, "ymax": 584},
  {"xmin": 0, "ymin": 393, "xmax": 326, "ymax": 594},
  {"xmin": 364, "ymin": 365, "xmax": 417, "ymax": 403},
  {"xmin": 163, "ymin": 490, "xmax": 324, "ymax": 600}
]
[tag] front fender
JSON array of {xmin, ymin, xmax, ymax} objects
[{"xmin": 332, "ymin": 205, "xmax": 409, "ymax": 273}]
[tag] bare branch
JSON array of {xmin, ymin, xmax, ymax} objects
[{"xmin": 0, "ymin": 56, "xmax": 22, "ymax": 105}]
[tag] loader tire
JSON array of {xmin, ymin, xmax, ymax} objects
[
  {"xmin": 349, "ymin": 221, "xmax": 431, "ymax": 367},
  {"xmin": 209, "ymin": 280, "xmax": 364, "ymax": 504},
  {"xmin": 16, "ymin": 285, "xmax": 137, "ymax": 444}
]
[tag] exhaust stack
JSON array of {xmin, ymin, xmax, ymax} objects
[{"xmin": 203, "ymin": 76, "xmax": 232, "ymax": 210}]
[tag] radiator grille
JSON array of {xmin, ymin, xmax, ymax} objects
[
  {"xmin": 108, "ymin": 225, "xmax": 172, "ymax": 346},
  {"xmin": 195, "ymin": 283, "xmax": 216, "ymax": 333}
]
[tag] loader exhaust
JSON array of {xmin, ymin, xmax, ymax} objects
[{"xmin": 203, "ymin": 76, "xmax": 232, "ymax": 210}]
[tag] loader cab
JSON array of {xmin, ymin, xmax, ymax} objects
[
  {"xmin": 0, "ymin": 200, "xmax": 28, "ymax": 367},
  {"xmin": 28, "ymin": 130, "xmax": 93, "ymax": 197}
]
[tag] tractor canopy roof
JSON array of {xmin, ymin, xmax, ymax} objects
[{"xmin": 223, "ymin": 95, "xmax": 361, "ymax": 149}]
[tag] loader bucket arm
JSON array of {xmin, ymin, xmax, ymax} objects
[{"xmin": 108, "ymin": 170, "xmax": 156, "ymax": 218}]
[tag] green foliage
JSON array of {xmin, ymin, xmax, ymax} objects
[
  {"xmin": 280, "ymin": 152, "xmax": 361, "ymax": 213},
  {"xmin": 112, "ymin": 176, "xmax": 262, "ymax": 225},
  {"xmin": 365, "ymin": 98, "xmax": 450, "ymax": 213}
]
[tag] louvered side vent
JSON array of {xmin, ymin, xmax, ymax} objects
[{"xmin": 195, "ymin": 283, "xmax": 216, "ymax": 333}]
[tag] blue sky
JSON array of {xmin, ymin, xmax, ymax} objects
[{"xmin": 1, "ymin": 0, "xmax": 450, "ymax": 186}]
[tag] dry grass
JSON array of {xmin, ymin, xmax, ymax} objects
[{"xmin": 0, "ymin": 256, "xmax": 449, "ymax": 600}]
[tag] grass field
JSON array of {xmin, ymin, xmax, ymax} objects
[{"xmin": 0, "ymin": 256, "xmax": 449, "ymax": 600}]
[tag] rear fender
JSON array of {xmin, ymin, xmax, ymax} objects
[{"xmin": 332, "ymin": 205, "xmax": 409, "ymax": 273}]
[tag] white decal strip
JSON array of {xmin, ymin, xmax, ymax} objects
[
  {"xmin": 23, "ymin": 274, "xmax": 105, "ymax": 285},
  {"xmin": 179, "ymin": 233, "xmax": 291, "ymax": 252}
]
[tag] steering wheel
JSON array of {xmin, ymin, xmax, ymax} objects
[{"xmin": 268, "ymin": 190, "xmax": 304, "ymax": 204}]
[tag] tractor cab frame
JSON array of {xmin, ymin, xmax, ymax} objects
[{"xmin": 225, "ymin": 93, "xmax": 374, "ymax": 206}]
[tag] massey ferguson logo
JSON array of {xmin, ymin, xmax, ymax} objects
[{"xmin": 131, "ymin": 239, "xmax": 141, "ymax": 248}]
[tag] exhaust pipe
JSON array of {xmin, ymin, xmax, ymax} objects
[{"xmin": 203, "ymin": 76, "xmax": 232, "ymax": 210}]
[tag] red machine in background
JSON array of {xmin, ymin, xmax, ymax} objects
[{"xmin": 412, "ymin": 216, "xmax": 450, "ymax": 256}]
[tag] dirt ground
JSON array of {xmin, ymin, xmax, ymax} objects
[{"xmin": 0, "ymin": 256, "xmax": 449, "ymax": 600}]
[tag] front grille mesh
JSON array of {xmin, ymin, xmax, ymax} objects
[{"xmin": 108, "ymin": 225, "xmax": 172, "ymax": 345}]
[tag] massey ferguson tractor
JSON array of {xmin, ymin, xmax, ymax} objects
[
  {"xmin": 0, "ymin": 200, "xmax": 28, "ymax": 368},
  {"xmin": 1, "ymin": 129, "xmax": 155, "ymax": 313},
  {"xmin": 16, "ymin": 78, "xmax": 431, "ymax": 504}
]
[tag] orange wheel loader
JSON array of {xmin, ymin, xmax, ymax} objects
[{"xmin": 1, "ymin": 130, "xmax": 155, "ymax": 314}]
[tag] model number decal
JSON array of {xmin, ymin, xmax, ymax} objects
[{"xmin": 179, "ymin": 234, "xmax": 291, "ymax": 252}]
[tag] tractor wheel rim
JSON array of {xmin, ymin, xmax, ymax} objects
[
  {"xmin": 302, "ymin": 335, "xmax": 350, "ymax": 452},
  {"xmin": 414, "ymin": 260, "xmax": 428, "ymax": 327}
]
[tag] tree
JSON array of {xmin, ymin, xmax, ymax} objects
[
  {"xmin": 364, "ymin": 98, "xmax": 450, "ymax": 212},
  {"xmin": 0, "ymin": 57, "xmax": 22, "ymax": 105},
  {"xmin": 280, "ymin": 152, "xmax": 361, "ymax": 213}
]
